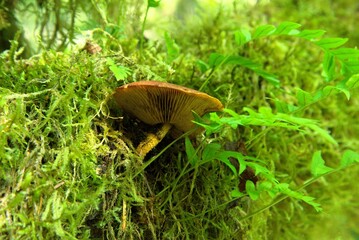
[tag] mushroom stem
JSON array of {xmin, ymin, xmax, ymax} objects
[{"xmin": 136, "ymin": 123, "xmax": 172, "ymax": 157}]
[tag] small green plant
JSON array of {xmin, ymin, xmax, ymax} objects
[
  {"xmin": 185, "ymin": 21, "xmax": 359, "ymax": 217},
  {"xmin": 164, "ymin": 31, "xmax": 180, "ymax": 63},
  {"xmin": 107, "ymin": 58, "xmax": 132, "ymax": 81},
  {"xmin": 199, "ymin": 21, "xmax": 359, "ymax": 91},
  {"xmin": 189, "ymin": 108, "xmax": 359, "ymax": 214},
  {"xmin": 140, "ymin": 0, "xmax": 161, "ymax": 57}
]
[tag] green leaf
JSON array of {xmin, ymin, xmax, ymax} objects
[
  {"xmin": 231, "ymin": 188, "xmax": 245, "ymax": 198},
  {"xmin": 255, "ymin": 69, "xmax": 281, "ymax": 86},
  {"xmin": 313, "ymin": 87, "xmax": 338, "ymax": 102},
  {"xmin": 340, "ymin": 150, "xmax": 359, "ymax": 168},
  {"xmin": 346, "ymin": 74, "xmax": 359, "ymax": 88},
  {"xmin": 225, "ymin": 55, "xmax": 261, "ymax": 68},
  {"xmin": 216, "ymin": 150, "xmax": 244, "ymax": 175},
  {"xmin": 164, "ymin": 32, "xmax": 180, "ymax": 62},
  {"xmin": 208, "ymin": 53, "xmax": 259, "ymax": 68},
  {"xmin": 252, "ymin": 24, "xmax": 276, "ymax": 39},
  {"xmin": 275, "ymin": 100, "xmax": 290, "ymax": 113},
  {"xmin": 275, "ymin": 100, "xmax": 297, "ymax": 113},
  {"xmin": 322, "ymin": 51, "xmax": 335, "ymax": 82},
  {"xmin": 246, "ymin": 181, "xmax": 259, "ymax": 200},
  {"xmin": 193, "ymin": 111, "xmax": 224, "ymax": 135},
  {"xmin": 300, "ymin": 196, "xmax": 323, "ymax": 212},
  {"xmin": 306, "ymin": 123, "xmax": 337, "ymax": 145},
  {"xmin": 257, "ymin": 181, "xmax": 273, "ymax": 192},
  {"xmin": 334, "ymin": 80, "xmax": 351, "ymax": 100},
  {"xmin": 330, "ymin": 48, "xmax": 359, "ymax": 61},
  {"xmin": 296, "ymin": 88, "xmax": 313, "ymax": 106},
  {"xmin": 247, "ymin": 161, "xmax": 277, "ymax": 183},
  {"xmin": 111, "ymin": 65, "xmax": 132, "ymax": 81},
  {"xmin": 196, "ymin": 59, "xmax": 209, "ymax": 73},
  {"xmin": 207, "ymin": 53, "xmax": 280, "ymax": 86},
  {"xmin": 295, "ymin": 29, "xmax": 326, "ymax": 40},
  {"xmin": 148, "ymin": 0, "xmax": 160, "ymax": 7},
  {"xmin": 208, "ymin": 53, "xmax": 229, "ymax": 67},
  {"xmin": 112, "ymin": 66, "xmax": 132, "ymax": 81},
  {"xmin": 201, "ymin": 107, "xmax": 338, "ymax": 147},
  {"xmin": 315, "ymin": 38, "xmax": 348, "ymax": 50},
  {"xmin": 107, "ymin": 58, "xmax": 132, "ymax": 81},
  {"xmin": 310, "ymin": 151, "xmax": 334, "ymax": 177},
  {"xmin": 321, "ymin": 85, "xmax": 338, "ymax": 98},
  {"xmin": 202, "ymin": 143, "xmax": 221, "ymax": 162},
  {"xmin": 185, "ymin": 136, "xmax": 198, "ymax": 165},
  {"xmin": 234, "ymin": 29, "xmax": 252, "ymax": 46},
  {"xmin": 276, "ymin": 183, "xmax": 322, "ymax": 211},
  {"xmin": 258, "ymin": 106, "xmax": 273, "ymax": 115},
  {"xmin": 274, "ymin": 21, "xmax": 301, "ymax": 35},
  {"xmin": 342, "ymin": 60, "xmax": 359, "ymax": 75}
]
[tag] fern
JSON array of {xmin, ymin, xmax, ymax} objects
[
  {"xmin": 187, "ymin": 117, "xmax": 359, "ymax": 212},
  {"xmin": 201, "ymin": 22, "xmax": 359, "ymax": 94},
  {"xmin": 107, "ymin": 58, "xmax": 132, "ymax": 81},
  {"xmin": 184, "ymin": 136, "xmax": 329, "ymax": 211}
]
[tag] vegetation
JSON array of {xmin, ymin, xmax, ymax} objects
[{"xmin": 1, "ymin": 0, "xmax": 358, "ymax": 239}]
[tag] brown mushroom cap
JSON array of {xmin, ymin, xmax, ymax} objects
[{"xmin": 113, "ymin": 81, "xmax": 223, "ymax": 133}]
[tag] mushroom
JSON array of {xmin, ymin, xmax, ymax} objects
[{"xmin": 113, "ymin": 81, "xmax": 223, "ymax": 157}]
